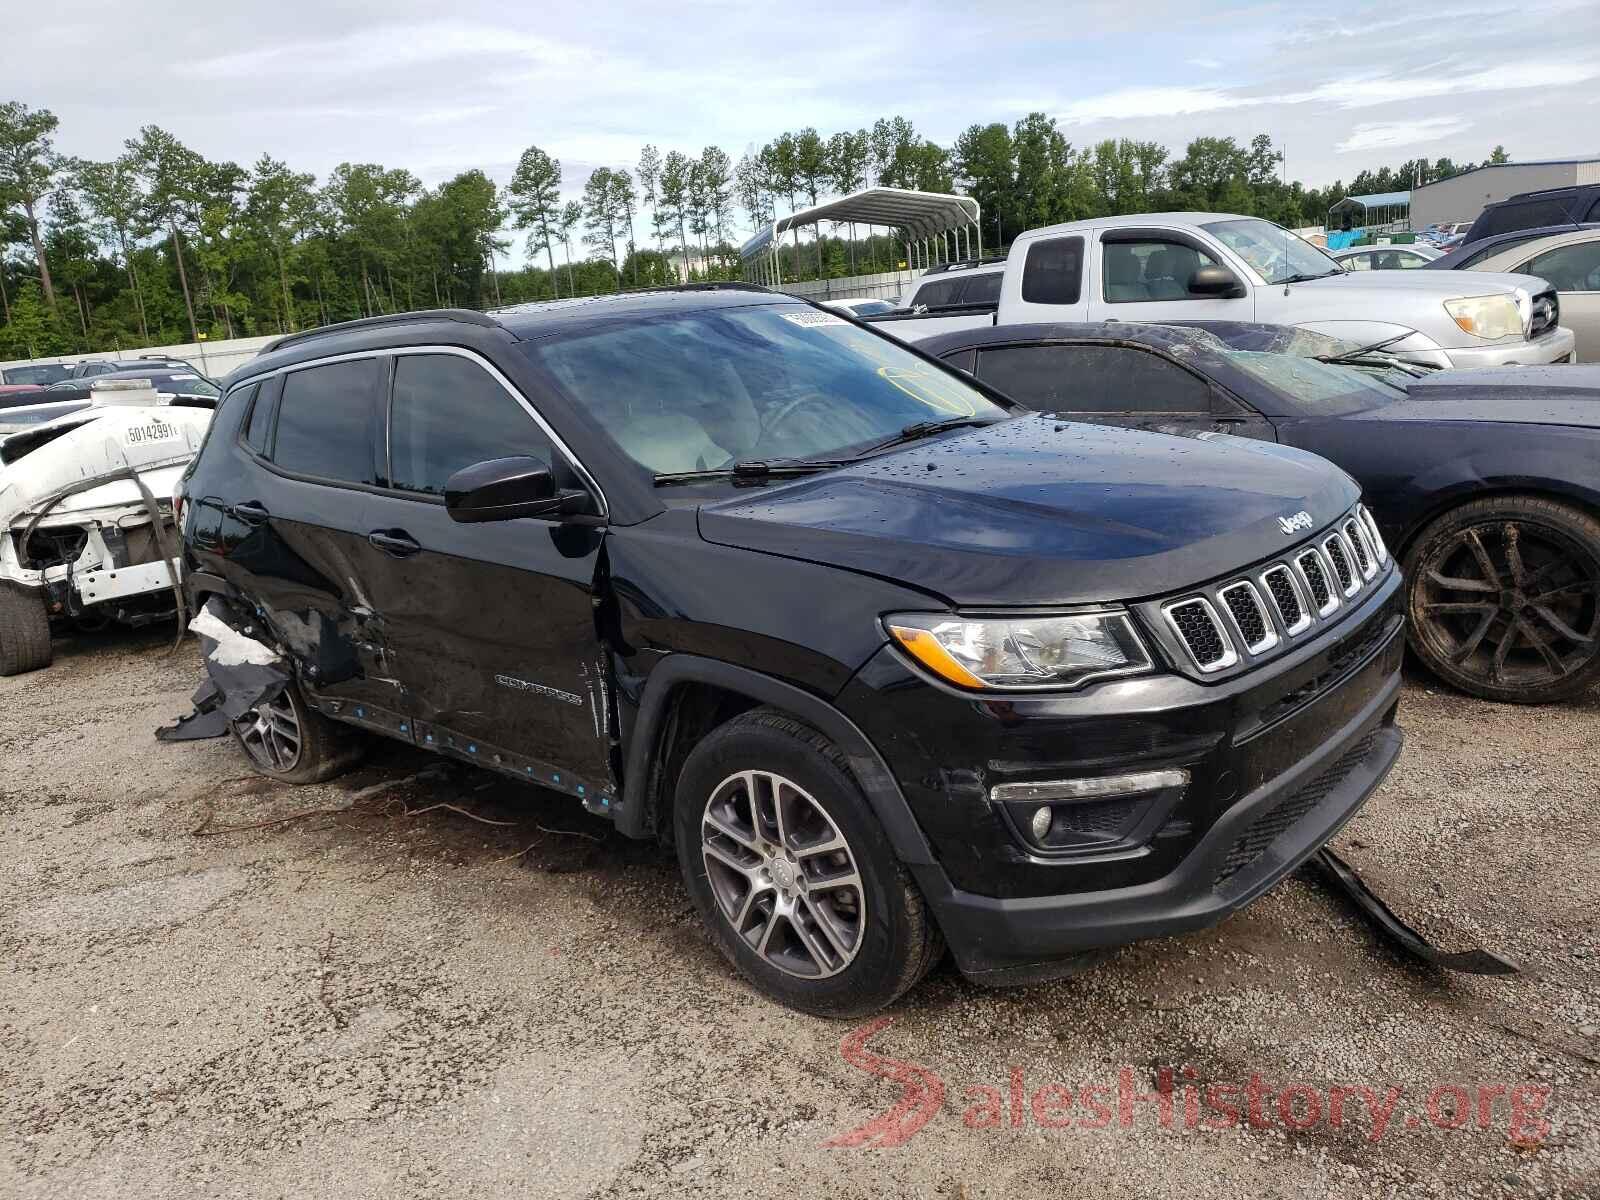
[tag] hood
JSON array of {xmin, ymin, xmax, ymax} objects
[
  {"xmin": 1350, "ymin": 395, "xmax": 1600, "ymax": 432},
  {"xmin": 1297, "ymin": 268, "xmax": 1547, "ymax": 298},
  {"xmin": 697, "ymin": 415, "xmax": 1358, "ymax": 606},
  {"xmin": 1405, "ymin": 364, "xmax": 1600, "ymax": 405}
]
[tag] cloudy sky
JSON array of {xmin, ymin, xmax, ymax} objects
[{"xmin": 10, "ymin": 0, "xmax": 1599, "ymax": 258}]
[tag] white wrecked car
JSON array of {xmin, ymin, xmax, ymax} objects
[{"xmin": 0, "ymin": 379, "xmax": 212, "ymax": 675}]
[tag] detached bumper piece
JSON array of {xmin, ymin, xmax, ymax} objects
[
  {"xmin": 1308, "ymin": 847, "xmax": 1520, "ymax": 976},
  {"xmin": 155, "ymin": 599, "xmax": 291, "ymax": 743}
]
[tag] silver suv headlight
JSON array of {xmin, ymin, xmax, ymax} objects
[
  {"xmin": 1443, "ymin": 294, "xmax": 1522, "ymax": 341},
  {"xmin": 885, "ymin": 610, "xmax": 1153, "ymax": 691}
]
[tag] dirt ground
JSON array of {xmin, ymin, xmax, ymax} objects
[{"xmin": 2, "ymin": 626, "xmax": 1597, "ymax": 1199}]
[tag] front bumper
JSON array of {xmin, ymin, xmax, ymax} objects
[
  {"xmin": 914, "ymin": 663, "xmax": 1401, "ymax": 984},
  {"xmin": 838, "ymin": 569, "xmax": 1406, "ymax": 984},
  {"xmin": 1440, "ymin": 324, "xmax": 1576, "ymax": 369}
]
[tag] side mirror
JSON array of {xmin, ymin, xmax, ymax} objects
[
  {"xmin": 445, "ymin": 457, "xmax": 579, "ymax": 523},
  {"xmin": 1188, "ymin": 265, "xmax": 1247, "ymax": 299}
]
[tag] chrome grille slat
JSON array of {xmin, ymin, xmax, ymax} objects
[
  {"xmin": 1161, "ymin": 597, "xmax": 1237, "ymax": 673},
  {"xmin": 1295, "ymin": 549, "xmax": 1339, "ymax": 616},
  {"xmin": 1260, "ymin": 565, "xmax": 1311, "ymax": 636},
  {"xmin": 1323, "ymin": 534, "xmax": 1360, "ymax": 598},
  {"xmin": 1343, "ymin": 519, "xmax": 1375, "ymax": 579},
  {"xmin": 1218, "ymin": 581, "xmax": 1278, "ymax": 654}
]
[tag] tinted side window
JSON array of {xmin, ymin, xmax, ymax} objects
[
  {"xmin": 940, "ymin": 348, "xmax": 977, "ymax": 375},
  {"xmin": 271, "ymin": 359, "xmax": 378, "ymax": 484},
  {"xmin": 1020, "ymin": 237, "xmax": 1083, "ymax": 305},
  {"xmin": 961, "ymin": 272, "xmax": 1002, "ymax": 305},
  {"xmin": 980, "ymin": 344, "xmax": 1211, "ymax": 413},
  {"xmin": 1481, "ymin": 200, "xmax": 1572, "ymax": 236},
  {"xmin": 236, "ymin": 383, "xmax": 267, "ymax": 454},
  {"xmin": 388, "ymin": 354, "xmax": 555, "ymax": 496},
  {"xmin": 912, "ymin": 278, "xmax": 962, "ymax": 308},
  {"xmin": 1586, "ymin": 199, "xmax": 1600, "ymax": 223},
  {"xmin": 1522, "ymin": 241, "xmax": 1600, "ymax": 291}
]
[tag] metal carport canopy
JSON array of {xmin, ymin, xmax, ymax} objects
[{"xmin": 739, "ymin": 187, "xmax": 981, "ymax": 261}]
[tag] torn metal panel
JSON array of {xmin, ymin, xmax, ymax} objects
[
  {"xmin": 156, "ymin": 598, "xmax": 291, "ymax": 743},
  {"xmin": 1309, "ymin": 847, "xmax": 1520, "ymax": 975}
]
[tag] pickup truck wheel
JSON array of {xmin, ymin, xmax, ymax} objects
[
  {"xmin": 674, "ymin": 708, "xmax": 943, "ymax": 1016},
  {"xmin": 0, "ymin": 586, "xmax": 53, "ymax": 676},
  {"xmin": 231, "ymin": 682, "xmax": 365, "ymax": 784},
  {"xmin": 1404, "ymin": 495, "xmax": 1600, "ymax": 703}
]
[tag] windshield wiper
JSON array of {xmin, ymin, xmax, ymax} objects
[
  {"xmin": 652, "ymin": 458, "xmax": 846, "ymax": 486},
  {"xmin": 849, "ymin": 416, "xmax": 1000, "ymax": 459},
  {"xmin": 1314, "ymin": 332, "xmax": 1414, "ymax": 365},
  {"xmin": 1280, "ymin": 270, "xmax": 1343, "ymax": 285}
]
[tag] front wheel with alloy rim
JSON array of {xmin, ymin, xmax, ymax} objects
[
  {"xmin": 675, "ymin": 708, "xmax": 944, "ymax": 1016},
  {"xmin": 1404, "ymin": 495, "xmax": 1600, "ymax": 703},
  {"xmin": 230, "ymin": 681, "xmax": 367, "ymax": 784}
]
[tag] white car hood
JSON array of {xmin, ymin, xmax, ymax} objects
[
  {"xmin": 0, "ymin": 405, "xmax": 212, "ymax": 528},
  {"xmin": 1295, "ymin": 269, "xmax": 1550, "ymax": 297}
]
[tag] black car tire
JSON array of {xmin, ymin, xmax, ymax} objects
[
  {"xmin": 1404, "ymin": 495, "xmax": 1600, "ymax": 704},
  {"xmin": 230, "ymin": 681, "xmax": 366, "ymax": 785},
  {"xmin": 674, "ymin": 707, "xmax": 944, "ymax": 1017},
  {"xmin": 0, "ymin": 585, "xmax": 53, "ymax": 677}
]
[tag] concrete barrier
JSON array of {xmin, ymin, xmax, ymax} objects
[{"xmin": 1, "ymin": 333, "xmax": 278, "ymax": 382}]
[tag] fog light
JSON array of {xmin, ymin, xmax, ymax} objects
[{"xmin": 1030, "ymin": 806, "xmax": 1052, "ymax": 841}]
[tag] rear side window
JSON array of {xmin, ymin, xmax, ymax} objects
[
  {"xmin": 1020, "ymin": 236, "xmax": 1084, "ymax": 305},
  {"xmin": 962, "ymin": 272, "xmax": 1002, "ymax": 304},
  {"xmin": 236, "ymin": 383, "xmax": 268, "ymax": 454},
  {"xmin": 270, "ymin": 359, "xmax": 379, "ymax": 484},
  {"xmin": 911, "ymin": 278, "xmax": 962, "ymax": 308},
  {"xmin": 980, "ymin": 344, "xmax": 1212, "ymax": 413},
  {"xmin": 387, "ymin": 354, "xmax": 555, "ymax": 496},
  {"xmin": 1480, "ymin": 199, "xmax": 1573, "ymax": 237},
  {"xmin": 1520, "ymin": 241, "xmax": 1600, "ymax": 291}
]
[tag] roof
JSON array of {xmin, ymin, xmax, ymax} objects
[
  {"xmin": 740, "ymin": 187, "xmax": 980, "ymax": 261},
  {"xmin": 1331, "ymin": 191, "xmax": 1411, "ymax": 209},
  {"xmin": 1413, "ymin": 157, "xmax": 1600, "ymax": 190}
]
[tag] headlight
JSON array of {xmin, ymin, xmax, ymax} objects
[
  {"xmin": 885, "ymin": 610, "xmax": 1153, "ymax": 691},
  {"xmin": 1443, "ymin": 294, "xmax": 1523, "ymax": 341}
]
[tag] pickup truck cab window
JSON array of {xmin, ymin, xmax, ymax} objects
[
  {"xmin": 387, "ymin": 353, "xmax": 556, "ymax": 495},
  {"xmin": 269, "ymin": 358, "xmax": 380, "ymax": 485},
  {"xmin": 1020, "ymin": 236, "xmax": 1084, "ymax": 305},
  {"xmin": 1102, "ymin": 239, "xmax": 1222, "ymax": 303}
]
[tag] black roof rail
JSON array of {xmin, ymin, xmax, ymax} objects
[
  {"xmin": 1499, "ymin": 185, "xmax": 1586, "ymax": 202},
  {"xmin": 621, "ymin": 281, "xmax": 774, "ymax": 295},
  {"xmin": 922, "ymin": 256, "xmax": 1008, "ymax": 277},
  {"xmin": 261, "ymin": 308, "xmax": 504, "ymax": 355}
]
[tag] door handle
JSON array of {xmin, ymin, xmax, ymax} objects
[
  {"xmin": 230, "ymin": 501, "xmax": 270, "ymax": 522},
  {"xmin": 368, "ymin": 529, "xmax": 422, "ymax": 558}
]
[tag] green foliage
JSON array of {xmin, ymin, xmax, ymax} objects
[{"xmin": 0, "ymin": 96, "xmax": 1525, "ymax": 354}]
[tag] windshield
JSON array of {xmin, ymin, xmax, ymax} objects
[
  {"xmin": 1203, "ymin": 218, "xmax": 1343, "ymax": 284},
  {"xmin": 2, "ymin": 364, "xmax": 71, "ymax": 386},
  {"xmin": 1222, "ymin": 351, "xmax": 1403, "ymax": 416},
  {"xmin": 523, "ymin": 303, "xmax": 1009, "ymax": 476}
]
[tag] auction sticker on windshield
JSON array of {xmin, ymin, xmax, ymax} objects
[
  {"xmin": 125, "ymin": 419, "xmax": 180, "ymax": 446},
  {"xmin": 780, "ymin": 311, "xmax": 850, "ymax": 328}
]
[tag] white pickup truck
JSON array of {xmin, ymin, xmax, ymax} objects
[{"xmin": 865, "ymin": 212, "xmax": 1576, "ymax": 369}]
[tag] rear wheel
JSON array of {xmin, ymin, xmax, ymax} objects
[
  {"xmin": 0, "ymin": 586, "xmax": 53, "ymax": 677},
  {"xmin": 674, "ymin": 708, "xmax": 943, "ymax": 1016},
  {"xmin": 1404, "ymin": 495, "xmax": 1600, "ymax": 703},
  {"xmin": 231, "ymin": 682, "xmax": 365, "ymax": 784}
]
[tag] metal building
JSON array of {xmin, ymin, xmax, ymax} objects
[{"xmin": 1410, "ymin": 158, "xmax": 1600, "ymax": 228}]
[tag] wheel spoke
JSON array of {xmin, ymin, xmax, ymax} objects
[
  {"xmin": 1422, "ymin": 601, "xmax": 1497, "ymax": 615},
  {"xmin": 703, "ymin": 839, "xmax": 757, "ymax": 878},
  {"xmin": 788, "ymin": 903, "xmax": 839, "ymax": 973},
  {"xmin": 807, "ymin": 865, "xmax": 862, "ymax": 895},
  {"xmin": 1531, "ymin": 603, "xmax": 1595, "ymax": 646},
  {"xmin": 1502, "ymin": 523, "xmax": 1528, "ymax": 587},
  {"xmin": 793, "ymin": 832, "xmax": 847, "ymax": 860},
  {"xmin": 1450, "ymin": 609, "xmax": 1498, "ymax": 664},
  {"xmin": 705, "ymin": 809, "xmax": 760, "ymax": 852},
  {"xmin": 753, "ymin": 905, "xmax": 782, "ymax": 957},
  {"xmin": 1490, "ymin": 622, "xmax": 1516, "ymax": 681},
  {"xmin": 1462, "ymin": 528, "xmax": 1501, "ymax": 587},
  {"xmin": 1425, "ymin": 568, "xmax": 1496, "ymax": 594},
  {"xmin": 1515, "ymin": 617, "xmax": 1567, "ymax": 676},
  {"xmin": 801, "ymin": 895, "xmax": 854, "ymax": 961},
  {"xmin": 1531, "ymin": 580, "xmax": 1597, "ymax": 603}
]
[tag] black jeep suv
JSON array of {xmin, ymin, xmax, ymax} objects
[{"xmin": 177, "ymin": 289, "xmax": 1405, "ymax": 1015}]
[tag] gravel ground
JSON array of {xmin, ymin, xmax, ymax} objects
[{"xmin": 2, "ymin": 627, "xmax": 1597, "ymax": 1199}]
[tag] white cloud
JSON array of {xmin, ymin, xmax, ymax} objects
[
  {"xmin": 1335, "ymin": 117, "xmax": 1473, "ymax": 154},
  {"xmin": 1056, "ymin": 86, "xmax": 1251, "ymax": 124}
]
